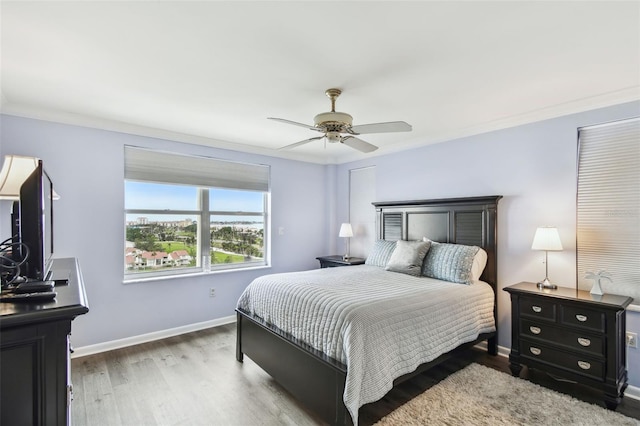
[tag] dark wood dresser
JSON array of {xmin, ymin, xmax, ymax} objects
[
  {"xmin": 504, "ymin": 282, "xmax": 632, "ymax": 410},
  {"xmin": 1, "ymin": 258, "xmax": 89, "ymax": 425}
]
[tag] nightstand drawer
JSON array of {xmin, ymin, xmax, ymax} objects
[
  {"xmin": 561, "ymin": 305, "xmax": 605, "ymax": 332},
  {"xmin": 520, "ymin": 297, "xmax": 556, "ymax": 321},
  {"xmin": 521, "ymin": 340, "xmax": 604, "ymax": 381},
  {"xmin": 520, "ymin": 319, "xmax": 604, "ymax": 357}
]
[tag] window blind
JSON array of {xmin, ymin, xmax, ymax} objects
[
  {"xmin": 124, "ymin": 146, "xmax": 270, "ymax": 192},
  {"xmin": 577, "ymin": 117, "xmax": 640, "ymax": 300}
]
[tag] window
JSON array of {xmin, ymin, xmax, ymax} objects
[
  {"xmin": 124, "ymin": 146, "xmax": 270, "ymax": 280},
  {"xmin": 577, "ymin": 117, "xmax": 639, "ymax": 299}
]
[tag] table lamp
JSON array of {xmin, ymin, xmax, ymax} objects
[
  {"xmin": 0, "ymin": 155, "xmax": 40, "ymax": 200},
  {"xmin": 531, "ymin": 226, "xmax": 563, "ymax": 289},
  {"xmin": 0, "ymin": 155, "xmax": 60, "ymax": 201},
  {"xmin": 339, "ymin": 223, "xmax": 353, "ymax": 260}
]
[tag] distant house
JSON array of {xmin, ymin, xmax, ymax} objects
[
  {"xmin": 125, "ymin": 247, "xmax": 143, "ymax": 270},
  {"xmin": 141, "ymin": 251, "xmax": 168, "ymax": 268},
  {"xmin": 124, "ymin": 247, "xmax": 193, "ymax": 271},
  {"xmin": 170, "ymin": 250, "xmax": 192, "ymax": 266},
  {"xmin": 125, "ymin": 254, "xmax": 136, "ymax": 270}
]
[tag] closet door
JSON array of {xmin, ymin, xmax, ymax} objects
[{"xmin": 349, "ymin": 166, "xmax": 376, "ymax": 258}]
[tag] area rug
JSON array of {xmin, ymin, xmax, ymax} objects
[{"xmin": 374, "ymin": 363, "xmax": 638, "ymax": 426}]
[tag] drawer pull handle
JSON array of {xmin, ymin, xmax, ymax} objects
[
  {"xmin": 529, "ymin": 326, "xmax": 541, "ymax": 335},
  {"xmin": 576, "ymin": 314, "xmax": 588, "ymax": 322},
  {"xmin": 577, "ymin": 337, "xmax": 591, "ymax": 347},
  {"xmin": 532, "ymin": 306, "xmax": 542, "ymax": 313},
  {"xmin": 529, "ymin": 347, "xmax": 542, "ymax": 356},
  {"xmin": 578, "ymin": 361, "xmax": 591, "ymax": 370}
]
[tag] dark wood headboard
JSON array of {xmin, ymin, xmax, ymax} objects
[{"xmin": 372, "ymin": 196, "xmax": 502, "ymax": 287}]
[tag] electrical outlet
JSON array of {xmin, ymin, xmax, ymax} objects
[
  {"xmin": 627, "ymin": 332, "xmax": 637, "ymax": 348},
  {"xmin": 209, "ymin": 288, "xmax": 216, "ymax": 298}
]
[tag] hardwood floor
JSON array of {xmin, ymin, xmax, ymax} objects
[{"xmin": 71, "ymin": 324, "xmax": 640, "ymax": 425}]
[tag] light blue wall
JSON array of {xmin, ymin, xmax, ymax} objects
[
  {"xmin": 335, "ymin": 101, "xmax": 640, "ymax": 386},
  {"xmin": 2, "ymin": 102, "xmax": 640, "ymax": 387},
  {"xmin": 0, "ymin": 115, "xmax": 330, "ymax": 347}
]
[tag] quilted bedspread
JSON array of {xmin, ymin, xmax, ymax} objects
[{"xmin": 236, "ymin": 265, "xmax": 495, "ymax": 423}]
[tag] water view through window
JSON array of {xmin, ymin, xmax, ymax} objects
[{"xmin": 125, "ymin": 182, "xmax": 266, "ymax": 275}]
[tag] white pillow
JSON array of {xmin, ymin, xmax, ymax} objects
[
  {"xmin": 385, "ymin": 240, "xmax": 431, "ymax": 276},
  {"xmin": 470, "ymin": 247, "xmax": 488, "ymax": 283}
]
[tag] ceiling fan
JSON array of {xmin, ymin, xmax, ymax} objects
[{"xmin": 269, "ymin": 88, "xmax": 412, "ymax": 153}]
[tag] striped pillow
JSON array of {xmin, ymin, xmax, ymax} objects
[
  {"xmin": 365, "ymin": 240, "xmax": 397, "ymax": 267},
  {"xmin": 422, "ymin": 241, "xmax": 480, "ymax": 284}
]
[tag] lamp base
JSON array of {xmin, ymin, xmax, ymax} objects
[{"xmin": 537, "ymin": 278, "xmax": 557, "ymax": 290}]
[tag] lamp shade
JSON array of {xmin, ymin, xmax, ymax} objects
[
  {"xmin": 338, "ymin": 223, "xmax": 353, "ymax": 238},
  {"xmin": 531, "ymin": 227, "xmax": 563, "ymax": 251},
  {"xmin": 0, "ymin": 155, "xmax": 40, "ymax": 200}
]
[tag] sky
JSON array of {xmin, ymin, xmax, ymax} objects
[{"xmin": 125, "ymin": 181, "xmax": 265, "ymax": 223}]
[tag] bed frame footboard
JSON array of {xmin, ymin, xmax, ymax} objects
[
  {"xmin": 236, "ymin": 310, "xmax": 349, "ymax": 425},
  {"xmin": 237, "ymin": 310, "xmax": 496, "ymax": 425}
]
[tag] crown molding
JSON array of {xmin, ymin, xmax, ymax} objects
[{"xmin": 2, "ymin": 86, "xmax": 638, "ymax": 166}]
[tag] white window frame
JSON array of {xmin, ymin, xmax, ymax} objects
[{"xmin": 124, "ymin": 146, "xmax": 270, "ymax": 281}]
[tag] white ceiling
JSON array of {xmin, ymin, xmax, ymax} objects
[{"xmin": 1, "ymin": 1, "xmax": 639, "ymax": 164}]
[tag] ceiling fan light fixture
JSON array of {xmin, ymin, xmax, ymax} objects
[
  {"xmin": 325, "ymin": 132, "xmax": 342, "ymax": 143},
  {"xmin": 314, "ymin": 111, "xmax": 353, "ymax": 127}
]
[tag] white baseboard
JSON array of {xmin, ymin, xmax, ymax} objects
[
  {"xmin": 76, "ymin": 329, "xmax": 505, "ymax": 360},
  {"xmin": 625, "ymin": 384, "xmax": 640, "ymax": 401},
  {"xmin": 473, "ymin": 341, "xmax": 510, "ymax": 358},
  {"xmin": 71, "ymin": 315, "xmax": 236, "ymax": 359}
]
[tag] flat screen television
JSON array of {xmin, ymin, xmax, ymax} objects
[{"xmin": 19, "ymin": 160, "xmax": 54, "ymax": 281}]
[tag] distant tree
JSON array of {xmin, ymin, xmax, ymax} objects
[
  {"xmin": 127, "ymin": 225, "xmax": 162, "ymax": 252},
  {"xmin": 136, "ymin": 236, "xmax": 162, "ymax": 252},
  {"xmin": 126, "ymin": 227, "xmax": 144, "ymax": 241}
]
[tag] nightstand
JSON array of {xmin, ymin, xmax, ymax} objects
[
  {"xmin": 504, "ymin": 282, "xmax": 632, "ymax": 410},
  {"xmin": 316, "ymin": 255, "xmax": 365, "ymax": 268}
]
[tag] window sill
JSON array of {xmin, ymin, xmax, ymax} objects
[{"xmin": 123, "ymin": 264, "xmax": 271, "ymax": 284}]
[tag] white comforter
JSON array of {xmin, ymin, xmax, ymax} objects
[{"xmin": 237, "ymin": 265, "xmax": 495, "ymax": 423}]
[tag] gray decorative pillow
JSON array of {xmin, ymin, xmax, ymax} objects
[
  {"xmin": 385, "ymin": 240, "xmax": 431, "ymax": 276},
  {"xmin": 365, "ymin": 240, "xmax": 397, "ymax": 267},
  {"xmin": 422, "ymin": 241, "xmax": 480, "ymax": 284}
]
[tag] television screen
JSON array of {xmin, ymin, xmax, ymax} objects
[{"xmin": 19, "ymin": 160, "xmax": 54, "ymax": 281}]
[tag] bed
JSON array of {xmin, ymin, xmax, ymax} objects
[{"xmin": 236, "ymin": 196, "xmax": 501, "ymax": 425}]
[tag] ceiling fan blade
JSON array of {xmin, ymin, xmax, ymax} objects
[
  {"xmin": 349, "ymin": 121, "xmax": 412, "ymax": 135},
  {"xmin": 278, "ymin": 136, "xmax": 325, "ymax": 150},
  {"xmin": 268, "ymin": 117, "xmax": 321, "ymax": 132},
  {"xmin": 341, "ymin": 136, "xmax": 378, "ymax": 153}
]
